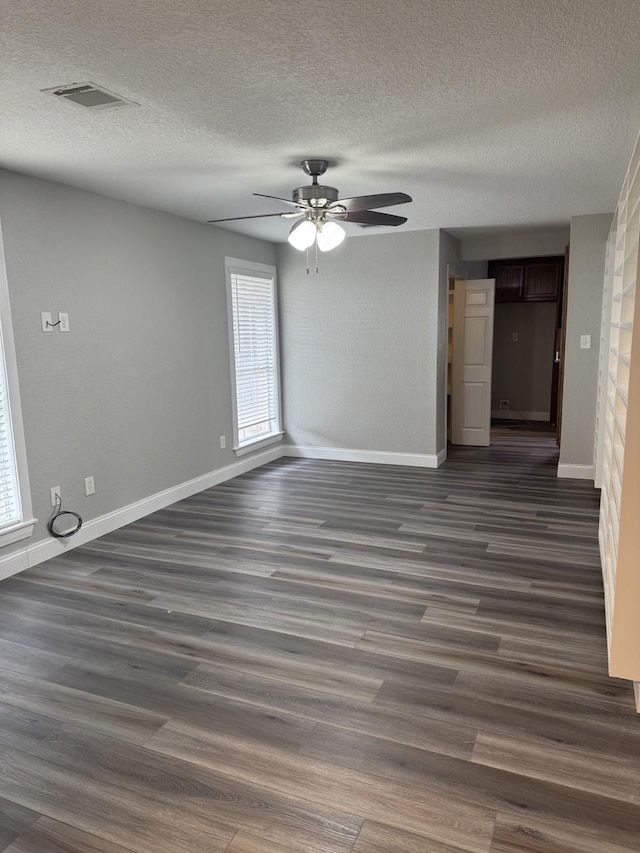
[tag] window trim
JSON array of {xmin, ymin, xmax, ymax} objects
[
  {"xmin": 0, "ymin": 215, "xmax": 35, "ymax": 546},
  {"xmin": 225, "ymin": 257, "xmax": 282, "ymax": 456}
]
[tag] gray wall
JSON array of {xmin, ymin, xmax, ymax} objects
[
  {"xmin": 464, "ymin": 260, "xmax": 489, "ymax": 279},
  {"xmin": 560, "ymin": 212, "xmax": 613, "ymax": 468},
  {"xmin": 278, "ymin": 229, "xmax": 442, "ymax": 457},
  {"xmin": 0, "ymin": 169, "xmax": 276, "ymax": 552},
  {"xmin": 491, "ymin": 302, "xmax": 557, "ymax": 417},
  {"xmin": 460, "ymin": 226, "xmax": 570, "ymax": 261}
]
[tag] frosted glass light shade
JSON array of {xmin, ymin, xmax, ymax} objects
[
  {"xmin": 288, "ymin": 218, "xmax": 316, "ymax": 251},
  {"xmin": 317, "ymin": 220, "xmax": 346, "ymax": 252}
]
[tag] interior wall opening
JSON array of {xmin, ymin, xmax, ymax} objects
[
  {"xmin": 487, "ymin": 255, "xmax": 565, "ymax": 442},
  {"xmin": 446, "ymin": 254, "xmax": 568, "ymax": 454}
]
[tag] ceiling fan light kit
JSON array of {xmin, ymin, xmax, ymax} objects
[
  {"xmin": 288, "ymin": 218, "xmax": 317, "ymax": 251},
  {"xmin": 316, "ymin": 220, "xmax": 346, "ymax": 252},
  {"xmin": 287, "ymin": 215, "xmax": 346, "ymax": 253},
  {"xmin": 207, "ymin": 159, "xmax": 411, "ymax": 267}
]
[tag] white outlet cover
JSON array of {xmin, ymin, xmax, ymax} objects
[
  {"xmin": 580, "ymin": 334, "xmax": 591, "ymax": 349},
  {"xmin": 41, "ymin": 312, "xmax": 53, "ymax": 331}
]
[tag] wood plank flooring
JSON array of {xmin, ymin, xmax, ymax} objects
[{"xmin": 0, "ymin": 437, "xmax": 637, "ymax": 852}]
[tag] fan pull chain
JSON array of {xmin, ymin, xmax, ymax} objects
[
  {"xmin": 315, "ymin": 237, "xmax": 319, "ymax": 274},
  {"xmin": 305, "ymin": 246, "xmax": 310, "ymax": 275}
]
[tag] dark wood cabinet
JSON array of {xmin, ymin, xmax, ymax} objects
[
  {"xmin": 523, "ymin": 261, "xmax": 561, "ymax": 301},
  {"xmin": 489, "ymin": 256, "xmax": 563, "ymax": 303},
  {"xmin": 493, "ymin": 264, "xmax": 524, "ymax": 302}
]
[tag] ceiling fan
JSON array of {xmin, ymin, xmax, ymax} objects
[{"xmin": 207, "ymin": 159, "xmax": 412, "ymax": 253}]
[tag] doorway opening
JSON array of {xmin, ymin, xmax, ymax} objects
[
  {"xmin": 488, "ymin": 255, "xmax": 565, "ymax": 445},
  {"xmin": 446, "ymin": 254, "xmax": 567, "ymax": 453}
]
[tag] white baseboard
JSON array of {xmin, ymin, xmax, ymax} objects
[
  {"xmin": 491, "ymin": 410, "xmax": 550, "ymax": 421},
  {"xmin": 557, "ymin": 463, "xmax": 595, "ymax": 480},
  {"xmin": 0, "ymin": 444, "xmax": 284, "ymax": 583},
  {"xmin": 0, "ymin": 549, "xmax": 29, "ymax": 582},
  {"xmin": 283, "ymin": 445, "xmax": 443, "ymax": 468},
  {"xmin": 436, "ymin": 448, "xmax": 447, "ymax": 467}
]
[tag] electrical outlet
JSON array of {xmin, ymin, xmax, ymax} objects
[
  {"xmin": 512, "ymin": 332, "xmax": 519, "ymax": 342},
  {"xmin": 580, "ymin": 334, "xmax": 591, "ymax": 350},
  {"xmin": 50, "ymin": 486, "xmax": 61, "ymax": 507},
  {"xmin": 58, "ymin": 312, "xmax": 70, "ymax": 332},
  {"xmin": 500, "ymin": 400, "xmax": 510, "ymax": 410},
  {"xmin": 84, "ymin": 476, "xmax": 95, "ymax": 496},
  {"xmin": 41, "ymin": 312, "xmax": 54, "ymax": 332},
  {"xmin": 220, "ymin": 435, "xmax": 226, "ymax": 449}
]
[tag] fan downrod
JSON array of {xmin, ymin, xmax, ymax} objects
[{"xmin": 300, "ymin": 159, "xmax": 329, "ymax": 185}]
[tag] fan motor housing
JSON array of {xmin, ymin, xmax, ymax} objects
[{"xmin": 293, "ymin": 184, "xmax": 339, "ymax": 207}]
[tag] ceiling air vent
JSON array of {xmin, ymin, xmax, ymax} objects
[{"xmin": 41, "ymin": 82, "xmax": 138, "ymax": 111}]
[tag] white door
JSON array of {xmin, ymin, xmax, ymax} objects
[{"xmin": 451, "ymin": 279, "xmax": 495, "ymax": 446}]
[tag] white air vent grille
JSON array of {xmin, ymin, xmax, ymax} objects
[{"xmin": 41, "ymin": 82, "xmax": 138, "ymax": 111}]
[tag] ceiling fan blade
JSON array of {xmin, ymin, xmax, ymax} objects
[
  {"xmin": 253, "ymin": 192, "xmax": 307, "ymax": 209},
  {"xmin": 342, "ymin": 210, "xmax": 408, "ymax": 227},
  {"xmin": 330, "ymin": 192, "xmax": 412, "ymax": 212},
  {"xmin": 206, "ymin": 212, "xmax": 295, "ymax": 223}
]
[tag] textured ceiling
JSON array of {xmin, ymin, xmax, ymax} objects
[{"xmin": 2, "ymin": 0, "xmax": 640, "ymax": 242}]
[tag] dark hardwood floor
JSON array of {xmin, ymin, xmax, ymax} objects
[{"xmin": 0, "ymin": 437, "xmax": 637, "ymax": 852}]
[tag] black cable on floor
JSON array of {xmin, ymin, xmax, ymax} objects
[{"xmin": 47, "ymin": 491, "xmax": 83, "ymax": 539}]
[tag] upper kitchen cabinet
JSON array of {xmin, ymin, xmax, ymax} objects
[{"xmin": 489, "ymin": 256, "xmax": 564, "ymax": 303}]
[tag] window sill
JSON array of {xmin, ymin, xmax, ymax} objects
[
  {"xmin": 0, "ymin": 518, "xmax": 37, "ymax": 548},
  {"xmin": 234, "ymin": 432, "xmax": 284, "ymax": 457}
]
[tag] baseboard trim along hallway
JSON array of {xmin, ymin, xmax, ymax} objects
[
  {"xmin": 283, "ymin": 444, "xmax": 444, "ymax": 468},
  {"xmin": 0, "ymin": 444, "xmax": 284, "ymax": 582},
  {"xmin": 557, "ymin": 463, "xmax": 595, "ymax": 480},
  {"xmin": 491, "ymin": 410, "xmax": 550, "ymax": 421}
]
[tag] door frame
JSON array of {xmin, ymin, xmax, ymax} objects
[
  {"xmin": 443, "ymin": 266, "xmax": 466, "ymax": 462},
  {"xmin": 555, "ymin": 245, "xmax": 570, "ymax": 445}
]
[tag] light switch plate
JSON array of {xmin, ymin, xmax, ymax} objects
[
  {"xmin": 580, "ymin": 334, "xmax": 591, "ymax": 350},
  {"xmin": 41, "ymin": 312, "xmax": 53, "ymax": 332},
  {"xmin": 59, "ymin": 312, "xmax": 70, "ymax": 332}
]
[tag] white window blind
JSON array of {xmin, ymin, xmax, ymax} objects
[
  {"xmin": 0, "ymin": 342, "xmax": 21, "ymax": 529},
  {"xmin": 0, "ymin": 216, "xmax": 34, "ymax": 548},
  {"xmin": 228, "ymin": 265, "xmax": 280, "ymax": 448}
]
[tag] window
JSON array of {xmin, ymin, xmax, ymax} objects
[
  {"xmin": 225, "ymin": 258, "xmax": 282, "ymax": 454},
  {"xmin": 0, "ymin": 217, "xmax": 35, "ymax": 546}
]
